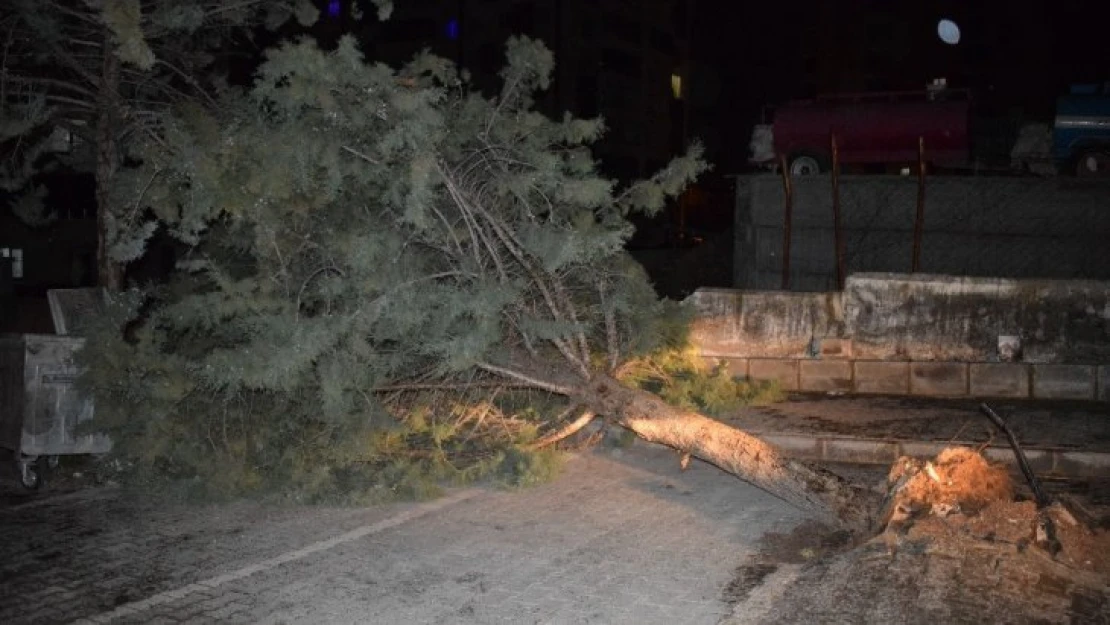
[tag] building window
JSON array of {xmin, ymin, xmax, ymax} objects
[
  {"xmin": 671, "ymin": 73, "xmax": 683, "ymax": 99},
  {"xmin": 1, "ymin": 248, "xmax": 24, "ymax": 279}
]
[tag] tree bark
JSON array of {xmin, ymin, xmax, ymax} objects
[
  {"xmin": 578, "ymin": 374, "xmax": 879, "ymax": 532},
  {"xmin": 95, "ymin": 29, "xmax": 123, "ymax": 290}
]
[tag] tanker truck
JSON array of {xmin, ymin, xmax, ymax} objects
[{"xmin": 750, "ymin": 81, "xmax": 1110, "ymax": 177}]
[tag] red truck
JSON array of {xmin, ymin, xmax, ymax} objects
[{"xmin": 750, "ymin": 86, "xmax": 972, "ymax": 175}]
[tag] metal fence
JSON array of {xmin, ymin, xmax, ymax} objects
[{"xmin": 735, "ymin": 174, "xmax": 1110, "ymax": 291}]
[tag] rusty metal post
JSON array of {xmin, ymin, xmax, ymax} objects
[
  {"xmin": 912, "ymin": 136, "xmax": 926, "ymax": 272},
  {"xmin": 779, "ymin": 154, "xmax": 793, "ymax": 290},
  {"xmin": 831, "ymin": 134, "xmax": 845, "ymax": 290}
]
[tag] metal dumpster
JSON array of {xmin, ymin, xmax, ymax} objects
[
  {"xmin": 0, "ymin": 288, "xmax": 112, "ymax": 489},
  {"xmin": 0, "ymin": 334, "xmax": 110, "ymax": 488}
]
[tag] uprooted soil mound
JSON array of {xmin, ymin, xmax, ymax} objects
[
  {"xmin": 886, "ymin": 446, "xmax": 1014, "ymax": 516},
  {"xmin": 722, "ymin": 447, "xmax": 1110, "ymax": 624}
]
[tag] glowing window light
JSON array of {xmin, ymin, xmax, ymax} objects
[
  {"xmin": 1, "ymin": 248, "xmax": 22, "ymax": 279},
  {"xmin": 446, "ymin": 18, "xmax": 460, "ymax": 40},
  {"xmin": 327, "ymin": 0, "xmax": 341, "ymax": 18},
  {"xmin": 671, "ymin": 73, "xmax": 682, "ymax": 99}
]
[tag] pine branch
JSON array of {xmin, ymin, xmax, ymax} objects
[
  {"xmin": 341, "ymin": 145, "xmax": 380, "ymax": 165},
  {"xmin": 373, "ymin": 380, "xmax": 537, "ymax": 393},
  {"xmin": 198, "ymin": 0, "xmax": 274, "ymax": 22},
  {"xmin": 22, "ymin": 13, "xmax": 101, "ymax": 88},
  {"xmin": 463, "ymin": 140, "xmax": 594, "ymax": 369},
  {"xmin": 551, "ymin": 274, "xmax": 591, "ymax": 366},
  {"xmin": 40, "ymin": 93, "xmax": 98, "ymax": 109},
  {"xmin": 1, "ymin": 75, "xmax": 99, "ymax": 100},
  {"xmin": 599, "ymin": 280, "xmax": 620, "ymax": 372},
  {"xmin": 42, "ymin": 1, "xmax": 102, "ymax": 28},
  {"xmin": 152, "ymin": 58, "xmax": 220, "ymax": 109},
  {"xmin": 437, "ymin": 160, "xmax": 508, "ymax": 282},
  {"xmin": 428, "ymin": 203, "xmax": 466, "ymax": 259},
  {"xmin": 453, "ymin": 173, "xmax": 591, "ymax": 377},
  {"xmin": 476, "ymin": 362, "xmax": 575, "ymax": 396}
]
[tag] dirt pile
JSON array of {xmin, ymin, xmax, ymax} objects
[
  {"xmin": 884, "ymin": 446, "xmax": 1014, "ymax": 519},
  {"xmin": 723, "ymin": 447, "xmax": 1110, "ymax": 624}
]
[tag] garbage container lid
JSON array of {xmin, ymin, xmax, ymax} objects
[{"xmin": 47, "ymin": 288, "xmax": 109, "ymax": 336}]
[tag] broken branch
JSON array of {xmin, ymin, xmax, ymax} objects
[
  {"xmin": 979, "ymin": 403, "xmax": 1050, "ymax": 506},
  {"xmin": 527, "ymin": 409, "xmax": 596, "ymax": 450}
]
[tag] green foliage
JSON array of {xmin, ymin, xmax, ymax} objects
[
  {"xmin": 496, "ymin": 447, "xmax": 564, "ymax": 489},
  {"xmin": 101, "ymin": 0, "xmax": 155, "ymax": 69},
  {"xmin": 619, "ymin": 349, "xmax": 784, "ymax": 417},
  {"xmin": 80, "ymin": 298, "xmax": 561, "ymax": 502},
  {"xmin": 81, "ymin": 34, "xmax": 704, "ymax": 501},
  {"xmin": 0, "ymin": 0, "xmax": 396, "ymax": 255}
]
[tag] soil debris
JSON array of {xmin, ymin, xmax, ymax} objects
[
  {"xmin": 722, "ymin": 448, "xmax": 1110, "ymax": 624},
  {"xmin": 885, "ymin": 446, "xmax": 1014, "ymax": 523}
]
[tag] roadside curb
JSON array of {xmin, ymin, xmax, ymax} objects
[{"xmin": 755, "ymin": 431, "xmax": 1110, "ymax": 478}]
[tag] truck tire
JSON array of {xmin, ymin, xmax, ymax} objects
[
  {"xmin": 18, "ymin": 456, "xmax": 49, "ymax": 490},
  {"xmin": 788, "ymin": 153, "xmax": 827, "ymax": 175},
  {"xmin": 1075, "ymin": 148, "xmax": 1110, "ymax": 177}
]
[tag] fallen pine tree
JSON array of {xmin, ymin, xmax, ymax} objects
[{"xmin": 74, "ymin": 34, "xmax": 907, "ymax": 530}]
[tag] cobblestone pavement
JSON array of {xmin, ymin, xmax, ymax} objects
[{"xmin": 0, "ymin": 445, "xmax": 804, "ymax": 624}]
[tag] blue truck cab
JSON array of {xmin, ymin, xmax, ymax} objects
[{"xmin": 1053, "ymin": 82, "xmax": 1110, "ymax": 176}]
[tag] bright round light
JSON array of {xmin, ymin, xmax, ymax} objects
[{"xmin": 937, "ymin": 19, "xmax": 961, "ymax": 45}]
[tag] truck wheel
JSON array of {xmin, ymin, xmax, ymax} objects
[
  {"xmin": 18, "ymin": 456, "xmax": 48, "ymax": 491},
  {"xmin": 789, "ymin": 153, "xmax": 826, "ymax": 176},
  {"xmin": 1075, "ymin": 149, "xmax": 1110, "ymax": 177}
]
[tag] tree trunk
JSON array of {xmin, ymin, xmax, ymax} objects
[
  {"xmin": 95, "ymin": 30, "xmax": 123, "ymax": 291},
  {"xmin": 578, "ymin": 374, "xmax": 879, "ymax": 532}
]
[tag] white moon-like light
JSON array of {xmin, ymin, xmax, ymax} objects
[{"xmin": 938, "ymin": 19, "xmax": 961, "ymax": 45}]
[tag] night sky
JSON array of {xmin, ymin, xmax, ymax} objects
[{"xmin": 695, "ymin": 0, "xmax": 1107, "ymax": 171}]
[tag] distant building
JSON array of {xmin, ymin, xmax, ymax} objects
[
  {"xmin": 0, "ymin": 180, "xmax": 97, "ymax": 293},
  {"xmin": 0, "ymin": 179, "xmax": 96, "ymax": 333}
]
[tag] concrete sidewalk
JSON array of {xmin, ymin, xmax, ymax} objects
[{"xmin": 720, "ymin": 394, "xmax": 1110, "ymax": 478}]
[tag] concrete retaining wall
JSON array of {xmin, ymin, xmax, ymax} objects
[
  {"xmin": 688, "ymin": 288, "xmax": 844, "ymax": 358},
  {"xmin": 689, "ymin": 273, "xmax": 1110, "ymax": 401},
  {"xmin": 846, "ymin": 273, "xmax": 1110, "ymax": 363},
  {"xmin": 734, "ymin": 174, "xmax": 1110, "ymax": 291},
  {"xmin": 690, "ymin": 274, "xmax": 1110, "ymax": 363}
]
